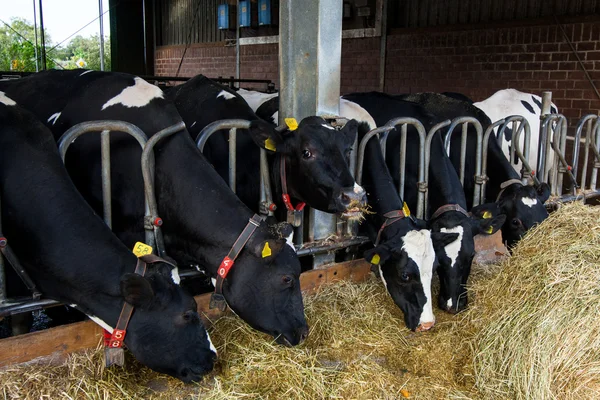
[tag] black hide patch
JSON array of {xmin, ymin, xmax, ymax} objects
[
  {"xmin": 530, "ymin": 95, "xmax": 542, "ymax": 111},
  {"xmin": 520, "ymin": 100, "xmax": 535, "ymax": 114}
]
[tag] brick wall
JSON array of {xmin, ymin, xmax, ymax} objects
[{"xmin": 155, "ymin": 18, "xmax": 600, "ymax": 125}]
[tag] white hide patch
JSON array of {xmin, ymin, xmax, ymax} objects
[
  {"xmin": 321, "ymin": 124, "xmax": 335, "ymax": 130},
  {"xmin": 79, "ymin": 70, "xmax": 93, "ymax": 76},
  {"xmin": 447, "ymin": 298, "xmax": 453, "ymax": 310},
  {"xmin": 171, "ymin": 267, "xmax": 181, "ymax": 285},
  {"xmin": 439, "ymin": 226, "xmax": 464, "ymax": 269},
  {"xmin": 521, "ymin": 197, "xmax": 538, "ymax": 207},
  {"xmin": 89, "ymin": 315, "xmax": 114, "ymax": 333},
  {"xmin": 217, "ymin": 90, "xmax": 236, "ymax": 101},
  {"xmin": 285, "ymin": 232, "xmax": 296, "ymax": 252},
  {"xmin": 402, "ymin": 229, "xmax": 436, "ymax": 325},
  {"xmin": 0, "ymin": 91, "xmax": 16, "ymax": 106},
  {"xmin": 211, "ymin": 278, "xmax": 217, "ymax": 287},
  {"xmin": 190, "ymin": 121, "xmax": 197, "ymax": 128},
  {"xmin": 339, "ymin": 98, "xmax": 377, "ymax": 130},
  {"xmin": 378, "ymin": 265, "xmax": 389, "ymax": 292},
  {"xmin": 236, "ymin": 88, "xmax": 279, "ymax": 112},
  {"xmin": 101, "ymin": 77, "xmax": 164, "ymax": 110},
  {"xmin": 272, "ymin": 111, "xmax": 279, "ymax": 124},
  {"xmin": 207, "ymin": 331, "xmax": 217, "ymax": 355},
  {"xmin": 47, "ymin": 112, "xmax": 61, "ymax": 125},
  {"xmin": 354, "ymin": 182, "xmax": 365, "ymax": 195}
]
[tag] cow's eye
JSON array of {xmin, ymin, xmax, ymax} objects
[
  {"xmin": 401, "ymin": 272, "xmax": 410, "ymax": 282},
  {"xmin": 182, "ymin": 310, "xmax": 197, "ymax": 322},
  {"xmin": 282, "ymin": 275, "xmax": 294, "ymax": 286},
  {"xmin": 302, "ymin": 149, "xmax": 312, "ymax": 159},
  {"xmin": 511, "ymin": 218, "xmax": 521, "ymax": 227}
]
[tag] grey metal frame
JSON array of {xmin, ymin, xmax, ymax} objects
[
  {"xmin": 572, "ymin": 115, "xmax": 600, "ymax": 192},
  {"xmin": 356, "ymin": 118, "xmax": 427, "ymax": 219}
]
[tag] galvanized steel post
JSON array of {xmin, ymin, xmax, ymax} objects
[
  {"xmin": 280, "ymin": 0, "xmax": 343, "ymax": 268},
  {"xmin": 481, "ymin": 119, "xmax": 506, "ymax": 204}
]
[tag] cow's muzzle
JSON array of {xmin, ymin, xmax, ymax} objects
[
  {"xmin": 337, "ymin": 185, "xmax": 367, "ymax": 220},
  {"xmin": 415, "ymin": 321, "xmax": 435, "ymax": 332}
]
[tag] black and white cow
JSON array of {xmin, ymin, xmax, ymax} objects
[
  {"xmin": 398, "ymin": 92, "xmax": 550, "ymax": 249},
  {"xmin": 358, "ymin": 123, "xmax": 459, "ymax": 330},
  {"xmin": 343, "ymin": 92, "xmax": 505, "ymax": 313},
  {"xmin": 474, "ymin": 89, "xmax": 558, "ymax": 179},
  {"xmin": 165, "ymin": 75, "xmax": 367, "ymax": 220},
  {"xmin": 0, "ymin": 97, "xmax": 216, "ymax": 382},
  {"xmin": 0, "ymin": 71, "xmax": 308, "ymax": 346}
]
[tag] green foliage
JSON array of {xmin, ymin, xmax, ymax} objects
[{"xmin": 0, "ymin": 17, "xmax": 110, "ymax": 72}]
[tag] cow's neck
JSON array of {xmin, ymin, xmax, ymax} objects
[
  {"xmin": 154, "ymin": 132, "xmax": 263, "ymax": 274},
  {"xmin": 428, "ymin": 139, "xmax": 469, "ymax": 214},
  {"xmin": 485, "ymin": 138, "xmax": 521, "ymax": 202}
]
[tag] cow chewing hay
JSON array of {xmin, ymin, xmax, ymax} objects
[{"xmin": 0, "ymin": 201, "xmax": 598, "ymax": 399}]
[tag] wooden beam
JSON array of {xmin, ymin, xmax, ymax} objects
[{"xmin": 0, "ymin": 259, "xmax": 373, "ymax": 367}]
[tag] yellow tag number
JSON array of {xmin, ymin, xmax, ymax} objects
[
  {"xmin": 370, "ymin": 253, "xmax": 381, "ymax": 265},
  {"xmin": 133, "ymin": 242, "xmax": 153, "ymax": 257},
  {"xmin": 264, "ymin": 137, "xmax": 277, "ymax": 151},
  {"xmin": 483, "ymin": 211, "xmax": 493, "ymax": 219},
  {"xmin": 262, "ymin": 242, "xmax": 272, "ymax": 258},
  {"xmin": 402, "ymin": 202, "xmax": 411, "ymax": 217},
  {"xmin": 285, "ymin": 118, "xmax": 298, "ymax": 131}
]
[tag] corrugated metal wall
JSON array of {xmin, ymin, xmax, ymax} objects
[
  {"xmin": 156, "ymin": 0, "xmax": 229, "ymax": 46},
  {"xmin": 392, "ymin": 0, "xmax": 600, "ymax": 28}
]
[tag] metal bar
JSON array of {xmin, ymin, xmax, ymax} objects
[
  {"xmin": 399, "ymin": 123, "xmax": 407, "ymax": 201},
  {"xmin": 511, "ymin": 117, "xmax": 540, "ymax": 186},
  {"xmin": 141, "ymin": 121, "xmax": 187, "ymax": 256},
  {"xmin": 537, "ymin": 92, "xmax": 553, "ymax": 183},
  {"xmin": 236, "ymin": 0, "xmax": 240, "ymax": 82},
  {"xmin": 555, "ymin": 116, "xmax": 569, "ymax": 194},
  {"xmin": 99, "ymin": 0, "xmax": 105, "ymax": 71},
  {"xmin": 38, "ymin": 0, "xmax": 46, "ymax": 70},
  {"xmin": 572, "ymin": 115, "xmax": 596, "ymax": 189},
  {"xmin": 459, "ymin": 122, "xmax": 468, "ymax": 185},
  {"xmin": 296, "ymin": 236, "xmax": 370, "ymax": 256},
  {"xmin": 0, "ymin": 192, "xmax": 5, "ymax": 301},
  {"xmin": 33, "ymin": 0, "xmax": 39, "ymax": 72},
  {"xmin": 345, "ymin": 135, "xmax": 359, "ymax": 237},
  {"xmin": 196, "ymin": 119, "xmax": 251, "ymax": 151},
  {"xmin": 425, "ymin": 119, "xmax": 451, "ymax": 217},
  {"xmin": 228, "ymin": 128, "xmax": 237, "ymax": 192},
  {"xmin": 259, "ymin": 148, "xmax": 275, "ymax": 217},
  {"xmin": 100, "ymin": 130, "xmax": 112, "ymax": 228},
  {"xmin": 0, "ymin": 298, "xmax": 60, "ymax": 318},
  {"xmin": 378, "ymin": 0, "xmax": 388, "ymax": 91},
  {"xmin": 589, "ymin": 118, "xmax": 600, "ymax": 190},
  {"xmin": 481, "ymin": 119, "xmax": 506, "ymax": 204}
]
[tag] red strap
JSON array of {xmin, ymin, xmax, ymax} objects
[
  {"xmin": 280, "ymin": 158, "xmax": 305, "ymax": 211},
  {"xmin": 218, "ymin": 256, "xmax": 234, "ymax": 279}
]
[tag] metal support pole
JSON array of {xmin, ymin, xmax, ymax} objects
[
  {"xmin": 100, "ymin": 130, "xmax": 112, "ymax": 227},
  {"xmin": 378, "ymin": 0, "xmax": 387, "ymax": 92},
  {"xmin": 236, "ymin": 0, "xmax": 240, "ymax": 81},
  {"xmin": 99, "ymin": 0, "xmax": 105, "ymax": 71},
  {"xmin": 33, "ymin": 0, "xmax": 39, "ymax": 72},
  {"xmin": 38, "ymin": 0, "xmax": 46, "ymax": 70},
  {"xmin": 280, "ymin": 0, "xmax": 342, "ymax": 268},
  {"xmin": 537, "ymin": 91, "xmax": 553, "ymax": 183},
  {"xmin": 228, "ymin": 128, "xmax": 237, "ymax": 192}
]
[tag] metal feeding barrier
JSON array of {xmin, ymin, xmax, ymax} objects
[
  {"xmin": 0, "ymin": 120, "xmax": 185, "ymax": 318},
  {"xmin": 571, "ymin": 115, "xmax": 600, "ymax": 194},
  {"xmin": 356, "ymin": 118, "xmax": 427, "ymax": 219}
]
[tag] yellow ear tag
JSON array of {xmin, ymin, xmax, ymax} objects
[
  {"xmin": 285, "ymin": 117, "xmax": 298, "ymax": 131},
  {"xmin": 262, "ymin": 242, "xmax": 272, "ymax": 258},
  {"xmin": 264, "ymin": 137, "xmax": 277, "ymax": 152},
  {"xmin": 483, "ymin": 211, "xmax": 493, "ymax": 219},
  {"xmin": 486, "ymin": 226, "xmax": 494, "ymax": 234},
  {"xmin": 370, "ymin": 253, "xmax": 381, "ymax": 265},
  {"xmin": 402, "ymin": 202, "xmax": 411, "ymax": 217},
  {"xmin": 133, "ymin": 242, "xmax": 153, "ymax": 257}
]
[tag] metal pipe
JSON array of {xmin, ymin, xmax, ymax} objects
[
  {"xmin": 296, "ymin": 236, "xmax": 370, "ymax": 257},
  {"xmin": 378, "ymin": 0, "xmax": 388, "ymax": 92},
  {"xmin": 99, "ymin": 0, "xmax": 105, "ymax": 71},
  {"xmin": 0, "ymin": 192, "xmax": 5, "ymax": 302},
  {"xmin": 228, "ymin": 128, "xmax": 237, "ymax": 192},
  {"xmin": 425, "ymin": 120, "xmax": 451, "ymax": 216},
  {"xmin": 399, "ymin": 123, "xmax": 407, "ymax": 200},
  {"xmin": 141, "ymin": 121, "xmax": 187, "ymax": 256},
  {"xmin": 236, "ymin": 0, "xmax": 240, "ymax": 82},
  {"xmin": 259, "ymin": 148, "xmax": 275, "ymax": 217},
  {"xmin": 0, "ymin": 298, "xmax": 60, "ymax": 318},
  {"xmin": 555, "ymin": 116, "xmax": 570, "ymax": 194},
  {"xmin": 38, "ymin": 0, "xmax": 46, "ymax": 70},
  {"xmin": 100, "ymin": 130, "xmax": 112, "ymax": 227},
  {"xmin": 589, "ymin": 118, "xmax": 600, "ymax": 190},
  {"xmin": 538, "ymin": 92, "xmax": 553, "ymax": 183},
  {"xmin": 511, "ymin": 117, "xmax": 540, "ymax": 186},
  {"xmin": 481, "ymin": 119, "xmax": 506, "ymax": 204},
  {"xmin": 572, "ymin": 115, "xmax": 596, "ymax": 189},
  {"xmin": 196, "ymin": 119, "xmax": 251, "ymax": 151},
  {"xmin": 33, "ymin": 0, "xmax": 39, "ymax": 72}
]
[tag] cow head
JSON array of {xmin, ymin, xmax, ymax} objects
[
  {"xmin": 247, "ymin": 117, "xmax": 368, "ymax": 220},
  {"xmin": 472, "ymin": 182, "xmax": 550, "ymax": 248},
  {"xmin": 363, "ymin": 218, "xmax": 458, "ymax": 331},
  {"xmin": 222, "ymin": 223, "xmax": 308, "ymax": 346},
  {"xmin": 428, "ymin": 210, "xmax": 506, "ymax": 314},
  {"xmin": 119, "ymin": 263, "xmax": 216, "ymax": 382}
]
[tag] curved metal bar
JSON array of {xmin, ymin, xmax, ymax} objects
[
  {"xmin": 510, "ymin": 117, "xmax": 540, "ymax": 186},
  {"xmin": 588, "ymin": 118, "xmax": 600, "ymax": 190},
  {"xmin": 551, "ymin": 116, "xmax": 571, "ymax": 194},
  {"xmin": 442, "ymin": 117, "xmax": 483, "ymax": 206},
  {"xmin": 356, "ymin": 126, "xmax": 391, "ymax": 186},
  {"xmin": 141, "ymin": 122, "xmax": 187, "ymax": 257},
  {"xmin": 538, "ymin": 114, "xmax": 561, "ymax": 184},
  {"xmin": 58, "ymin": 120, "xmax": 149, "ymax": 237},
  {"xmin": 572, "ymin": 115, "xmax": 597, "ymax": 189},
  {"xmin": 482, "ymin": 119, "xmax": 506, "ymax": 204},
  {"xmin": 424, "ymin": 119, "xmax": 451, "ymax": 217},
  {"xmin": 196, "ymin": 119, "xmax": 252, "ymax": 151}
]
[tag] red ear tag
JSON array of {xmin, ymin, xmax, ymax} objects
[
  {"xmin": 109, "ymin": 329, "xmax": 127, "ymax": 348},
  {"xmin": 218, "ymin": 256, "xmax": 234, "ymax": 278}
]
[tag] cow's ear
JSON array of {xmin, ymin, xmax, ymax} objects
[
  {"xmin": 253, "ymin": 239, "xmax": 286, "ymax": 260},
  {"xmin": 536, "ymin": 182, "xmax": 551, "ymax": 203},
  {"xmin": 470, "ymin": 202, "xmax": 501, "ymax": 219},
  {"xmin": 120, "ymin": 273, "xmax": 154, "ymax": 309},
  {"xmin": 248, "ymin": 120, "xmax": 285, "ymax": 152},
  {"xmin": 364, "ymin": 246, "xmax": 392, "ymax": 272},
  {"xmin": 431, "ymin": 232, "xmax": 460, "ymax": 254},
  {"xmin": 470, "ymin": 213, "xmax": 506, "ymax": 237},
  {"xmin": 338, "ymin": 119, "xmax": 360, "ymax": 144}
]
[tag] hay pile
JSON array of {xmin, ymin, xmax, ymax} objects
[
  {"xmin": 468, "ymin": 201, "xmax": 600, "ymax": 400},
  {"xmin": 0, "ymin": 202, "xmax": 598, "ymax": 399}
]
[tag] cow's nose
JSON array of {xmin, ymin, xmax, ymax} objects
[
  {"xmin": 338, "ymin": 185, "xmax": 367, "ymax": 208},
  {"xmin": 416, "ymin": 321, "xmax": 435, "ymax": 332},
  {"xmin": 297, "ymin": 325, "xmax": 309, "ymax": 344}
]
